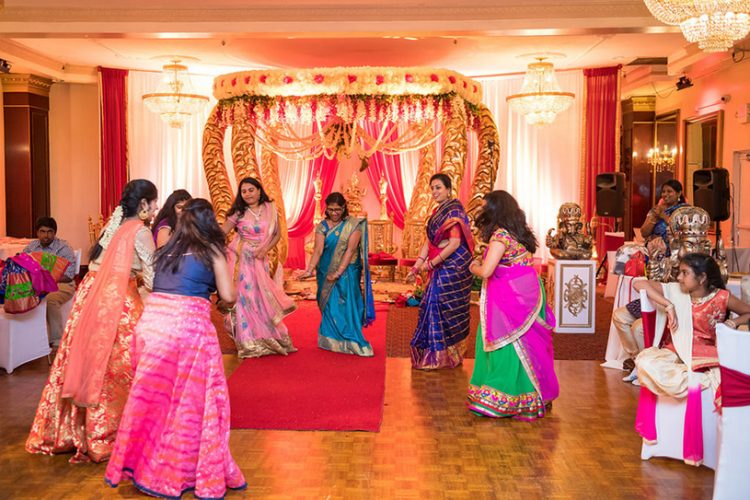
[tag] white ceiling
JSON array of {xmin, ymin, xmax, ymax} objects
[{"xmin": 0, "ymin": 0, "xmax": 733, "ymax": 88}]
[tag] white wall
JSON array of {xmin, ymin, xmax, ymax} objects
[{"xmin": 48, "ymin": 82, "xmax": 99, "ymax": 262}]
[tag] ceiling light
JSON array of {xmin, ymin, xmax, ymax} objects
[
  {"xmin": 506, "ymin": 56, "xmax": 575, "ymax": 125},
  {"xmin": 142, "ymin": 58, "xmax": 209, "ymax": 128}
]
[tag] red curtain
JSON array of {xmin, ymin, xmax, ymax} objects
[
  {"xmin": 285, "ymin": 155, "xmax": 340, "ymax": 269},
  {"xmin": 361, "ymin": 123, "xmax": 408, "ymax": 229},
  {"xmin": 98, "ymin": 67, "xmax": 129, "ymax": 217},
  {"xmin": 583, "ymin": 65, "xmax": 621, "ymax": 260}
]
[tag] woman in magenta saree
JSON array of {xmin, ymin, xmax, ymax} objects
[
  {"xmin": 408, "ymin": 174, "xmax": 474, "ymax": 369},
  {"xmin": 467, "ymin": 191, "xmax": 559, "ymax": 420}
]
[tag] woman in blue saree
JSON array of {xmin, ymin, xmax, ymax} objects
[
  {"xmin": 300, "ymin": 192, "xmax": 375, "ymax": 356},
  {"xmin": 407, "ymin": 173, "xmax": 474, "ymax": 369},
  {"xmin": 640, "ymin": 179, "xmax": 688, "ymax": 252}
]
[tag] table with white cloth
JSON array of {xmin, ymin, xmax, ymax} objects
[
  {"xmin": 602, "ymin": 275, "xmax": 644, "ymax": 369},
  {"xmin": 602, "ymin": 276, "xmax": 743, "ymax": 370},
  {"xmin": 0, "ymin": 237, "xmax": 32, "ymax": 260}
]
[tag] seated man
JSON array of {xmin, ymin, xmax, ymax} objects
[{"xmin": 23, "ymin": 216, "xmax": 76, "ymax": 347}]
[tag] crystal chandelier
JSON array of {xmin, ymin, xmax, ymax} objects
[
  {"xmin": 506, "ymin": 57, "xmax": 575, "ymax": 125},
  {"xmin": 143, "ymin": 58, "xmax": 209, "ymax": 128},
  {"xmin": 647, "ymin": 144, "xmax": 677, "ymax": 172},
  {"xmin": 644, "ymin": 0, "xmax": 750, "ymax": 52}
]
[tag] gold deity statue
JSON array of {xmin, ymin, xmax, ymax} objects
[
  {"xmin": 546, "ymin": 202, "xmax": 594, "ymax": 260},
  {"xmin": 343, "ymin": 171, "xmax": 367, "ymax": 217},
  {"xmin": 379, "ymin": 173, "xmax": 389, "ymax": 221}
]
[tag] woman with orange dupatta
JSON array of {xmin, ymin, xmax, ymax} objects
[
  {"xmin": 26, "ymin": 179, "xmax": 158, "ymax": 463},
  {"xmin": 222, "ymin": 177, "xmax": 297, "ymax": 358}
]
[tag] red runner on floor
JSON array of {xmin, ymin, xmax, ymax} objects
[{"xmin": 228, "ymin": 301, "xmax": 388, "ymax": 432}]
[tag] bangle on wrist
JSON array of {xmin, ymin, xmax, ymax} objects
[{"xmin": 416, "ymin": 256, "xmax": 425, "ymax": 263}]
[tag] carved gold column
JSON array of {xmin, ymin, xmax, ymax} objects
[
  {"xmin": 467, "ymin": 104, "xmax": 500, "ymax": 250},
  {"xmin": 402, "ymin": 130, "xmax": 436, "ymax": 258},
  {"xmin": 202, "ymin": 104, "xmax": 233, "ymax": 222},
  {"xmin": 259, "ymin": 132, "xmax": 288, "ymax": 275},
  {"xmin": 231, "ymin": 117, "xmax": 261, "ymax": 183},
  {"xmin": 439, "ymin": 97, "xmax": 468, "ymax": 198}
]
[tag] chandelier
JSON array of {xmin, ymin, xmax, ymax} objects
[
  {"xmin": 506, "ymin": 57, "xmax": 575, "ymax": 125},
  {"xmin": 143, "ymin": 58, "xmax": 209, "ymax": 128},
  {"xmin": 647, "ymin": 144, "xmax": 677, "ymax": 172},
  {"xmin": 644, "ymin": 0, "xmax": 750, "ymax": 52}
]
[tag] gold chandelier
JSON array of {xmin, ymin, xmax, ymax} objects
[
  {"xmin": 644, "ymin": 0, "xmax": 750, "ymax": 52},
  {"xmin": 506, "ymin": 57, "xmax": 575, "ymax": 125},
  {"xmin": 647, "ymin": 144, "xmax": 677, "ymax": 172},
  {"xmin": 143, "ymin": 58, "xmax": 209, "ymax": 128}
]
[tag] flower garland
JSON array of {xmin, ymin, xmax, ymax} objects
[
  {"xmin": 98, "ymin": 205, "xmax": 123, "ymax": 250},
  {"xmin": 213, "ymin": 66, "xmax": 483, "ymax": 106}
]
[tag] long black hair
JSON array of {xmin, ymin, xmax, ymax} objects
[
  {"xmin": 89, "ymin": 179, "xmax": 158, "ymax": 261},
  {"xmin": 153, "ymin": 189, "xmax": 192, "ymax": 232},
  {"xmin": 679, "ymin": 252, "xmax": 725, "ymax": 291},
  {"xmin": 474, "ymin": 190, "xmax": 538, "ymax": 254},
  {"xmin": 662, "ymin": 179, "xmax": 686, "ymax": 204},
  {"xmin": 324, "ymin": 192, "xmax": 349, "ymax": 220},
  {"xmin": 155, "ymin": 198, "xmax": 227, "ymax": 273},
  {"xmin": 227, "ymin": 177, "xmax": 271, "ymax": 219}
]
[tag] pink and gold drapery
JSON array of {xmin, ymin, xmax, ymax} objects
[
  {"xmin": 361, "ymin": 122, "xmax": 408, "ymax": 229},
  {"xmin": 99, "ymin": 67, "xmax": 130, "ymax": 217}
]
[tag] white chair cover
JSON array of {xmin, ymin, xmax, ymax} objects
[
  {"xmin": 0, "ymin": 301, "xmax": 50, "ymax": 373},
  {"xmin": 713, "ymin": 324, "xmax": 750, "ymax": 499}
]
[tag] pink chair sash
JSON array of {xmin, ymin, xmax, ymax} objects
[
  {"xmin": 635, "ymin": 305, "xmax": 658, "ymax": 442},
  {"xmin": 720, "ymin": 366, "xmax": 750, "ymax": 408}
]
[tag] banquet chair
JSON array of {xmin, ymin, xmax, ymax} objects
[
  {"xmin": 59, "ymin": 249, "xmax": 82, "ymax": 330},
  {"xmin": 88, "ymin": 214, "xmax": 105, "ymax": 245},
  {"xmin": 637, "ymin": 289, "xmax": 719, "ymax": 469},
  {"xmin": 0, "ymin": 300, "xmax": 50, "ymax": 373},
  {"xmin": 713, "ymin": 324, "xmax": 750, "ymax": 499}
]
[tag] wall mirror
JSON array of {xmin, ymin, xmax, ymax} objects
[
  {"xmin": 684, "ymin": 110, "xmax": 724, "ymax": 203},
  {"xmin": 652, "ymin": 110, "xmax": 679, "ymax": 203}
]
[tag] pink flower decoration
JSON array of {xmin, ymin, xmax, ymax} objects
[
  {"xmin": 473, "ymin": 85, "xmax": 477, "ymax": 93},
  {"xmin": 231, "ymin": 78, "xmax": 237, "ymax": 87},
  {"xmin": 260, "ymin": 75, "xmax": 267, "ymax": 83},
  {"xmin": 405, "ymin": 74, "xmax": 414, "ymax": 83},
  {"xmin": 448, "ymin": 76, "xmax": 456, "ymax": 84},
  {"xmin": 244, "ymin": 76, "xmax": 251, "ymax": 84},
  {"xmin": 463, "ymin": 81, "xmax": 467, "ymax": 88},
  {"xmin": 314, "ymin": 74, "xmax": 325, "ymax": 83},
  {"xmin": 348, "ymin": 74, "xmax": 357, "ymax": 83},
  {"xmin": 283, "ymin": 76, "xmax": 293, "ymax": 84},
  {"xmin": 376, "ymin": 75, "xmax": 384, "ymax": 85},
  {"xmin": 220, "ymin": 80, "xmax": 225, "ymax": 87},
  {"xmin": 430, "ymin": 74, "xmax": 439, "ymax": 82}
]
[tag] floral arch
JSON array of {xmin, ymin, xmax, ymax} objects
[{"xmin": 202, "ymin": 66, "xmax": 500, "ymax": 269}]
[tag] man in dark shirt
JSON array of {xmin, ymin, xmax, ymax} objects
[{"xmin": 23, "ymin": 216, "xmax": 77, "ymax": 347}]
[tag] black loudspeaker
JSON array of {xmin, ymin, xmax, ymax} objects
[
  {"xmin": 693, "ymin": 168, "xmax": 730, "ymax": 222},
  {"xmin": 595, "ymin": 172, "xmax": 626, "ymax": 217}
]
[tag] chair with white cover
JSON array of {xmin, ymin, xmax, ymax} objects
[
  {"xmin": 0, "ymin": 300, "xmax": 50, "ymax": 373},
  {"xmin": 59, "ymin": 249, "xmax": 82, "ymax": 328},
  {"xmin": 637, "ymin": 289, "xmax": 719, "ymax": 469},
  {"xmin": 713, "ymin": 323, "xmax": 750, "ymax": 499}
]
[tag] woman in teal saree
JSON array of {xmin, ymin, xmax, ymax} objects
[{"xmin": 300, "ymin": 192, "xmax": 375, "ymax": 356}]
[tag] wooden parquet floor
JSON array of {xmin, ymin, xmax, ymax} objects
[{"xmin": 1, "ymin": 355, "xmax": 714, "ymax": 499}]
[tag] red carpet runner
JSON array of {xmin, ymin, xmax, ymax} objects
[{"xmin": 228, "ymin": 301, "xmax": 388, "ymax": 432}]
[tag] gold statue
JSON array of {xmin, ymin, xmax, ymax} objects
[
  {"xmin": 343, "ymin": 171, "xmax": 367, "ymax": 217},
  {"xmin": 546, "ymin": 202, "xmax": 594, "ymax": 260},
  {"xmin": 379, "ymin": 173, "xmax": 389, "ymax": 221},
  {"xmin": 313, "ymin": 173, "xmax": 323, "ymax": 225}
]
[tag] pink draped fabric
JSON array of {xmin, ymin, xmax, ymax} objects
[
  {"xmin": 720, "ymin": 366, "xmax": 750, "ymax": 408},
  {"xmin": 635, "ymin": 307, "xmax": 658, "ymax": 442},
  {"xmin": 362, "ymin": 123, "xmax": 408, "ymax": 229},
  {"xmin": 582, "ymin": 66, "xmax": 620, "ymax": 259},
  {"xmin": 99, "ymin": 67, "xmax": 129, "ymax": 217},
  {"xmin": 285, "ymin": 155, "xmax": 339, "ymax": 269}
]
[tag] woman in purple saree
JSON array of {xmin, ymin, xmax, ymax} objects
[
  {"xmin": 408, "ymin": 173, "xmax": 474, "ymax": 370},
  {"xmin": 467, "ymin": 191, "xmax": 559, "ymax": 420}
]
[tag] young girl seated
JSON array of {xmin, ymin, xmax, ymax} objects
[{"xmin": 635, "ymin": 252, "xmax": 750, "ymax": 398}]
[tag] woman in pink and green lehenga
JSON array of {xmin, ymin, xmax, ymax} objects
[
  {"xmin": 467, "ymin": 190, "xmax": 559, "ymax": 420},
  {"xmin": 222, "ymin": 177, "xmax": 297, "ymax": 358}
]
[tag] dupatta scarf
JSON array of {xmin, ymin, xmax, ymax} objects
[{"xmin": 427, "ymin": 198, "xmax": 475, "ymax": 261}]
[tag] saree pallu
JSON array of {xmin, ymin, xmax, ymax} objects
[
  {"xmin": 105, "ymin": 293, "xmax": 246, "ymax": 499},
  {"xmin": 467, "ymin": 265, "xmax": 559, "ymax": 420},
  {"xmin": 226, "ymin": 203, "xmax": 297, "ymax": 358},
  {"xmin": 316, "ymin": 217, "xmax": 375, "ymax": 356},
  {"xmin": 25, "ymin": 272, "xmax": 143, "ymax": 462},
  {"xmin": 411, "ymin": 199, "xmax": 474, "ymax": 369}
]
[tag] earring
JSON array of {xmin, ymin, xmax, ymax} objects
[{"xmin": 138, "ymin": 208, "xmax": 150, "ymax": 221}]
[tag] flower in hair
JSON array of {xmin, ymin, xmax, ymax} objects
[{"xmin": 98, "ymin": 205, "xmax": 124, "ymax": 250}]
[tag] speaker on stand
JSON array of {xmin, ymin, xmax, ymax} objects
[
  {"xmin": 594, "ymin": 172, "xmax": 626, "ymax": 278},
  {"xmin": 693, "ymin": 167, "xmax": 730, "ymax": 260}
]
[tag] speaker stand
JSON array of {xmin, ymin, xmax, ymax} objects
[{"xmin": 712, "ymin": 221, "xmax": 722, "ymax": 259}]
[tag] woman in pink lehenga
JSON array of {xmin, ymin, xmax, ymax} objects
[
  {"xmin": 26, "ymin": 179, "xmax": 158, "ymax": 463},
  {"xmin": 222, "ymin": 177, "xmax": 297, "ymax": 358},
  {"xmin": 105, "ymin": 199, "xmax": 246, "ymax": 499}
]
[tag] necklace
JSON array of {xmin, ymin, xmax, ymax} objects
[
  {"xmin": 328, "ymin": 219, "xmax": 343, "ymax": 235},
  {"xmin": 247, "ymin": 205, "xmax": 262, "ymax": 234},
  {"xmin": 691, "ymin": 289, "xmax": 718, "ymax": 305}
]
